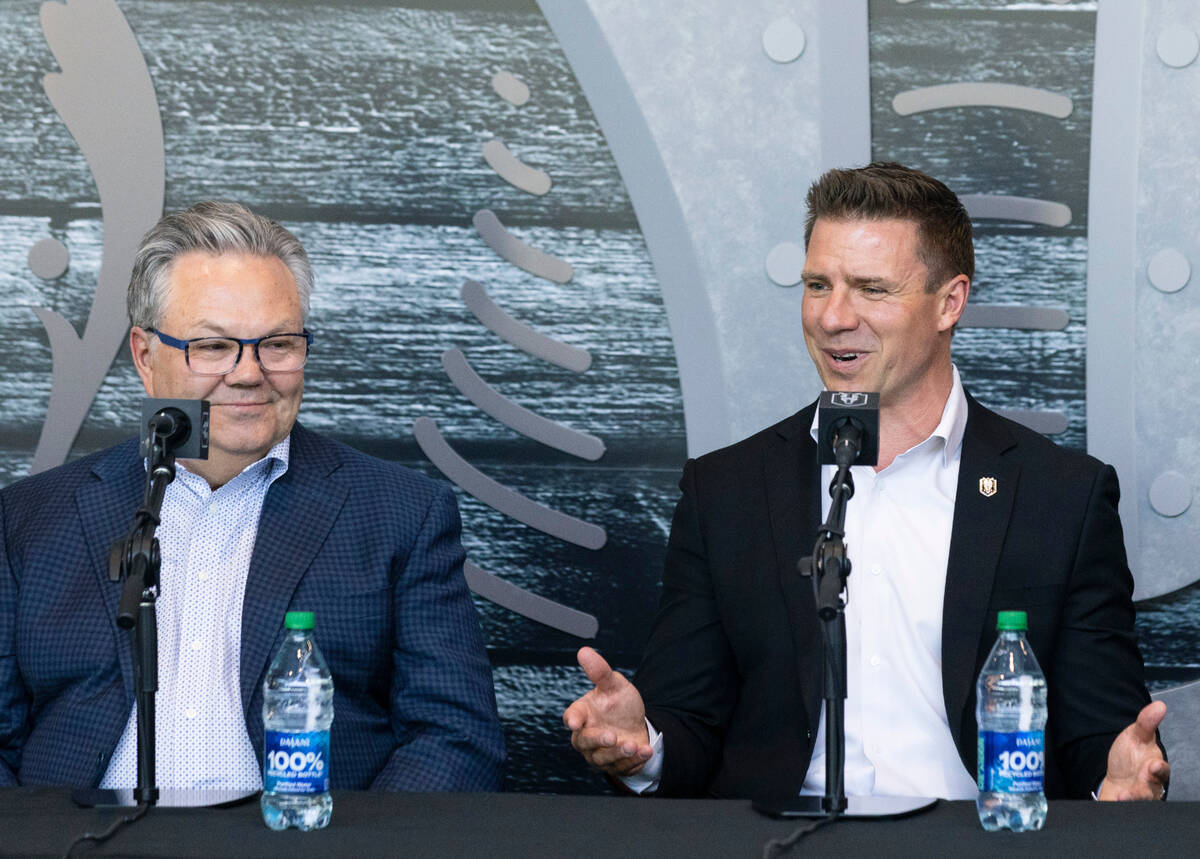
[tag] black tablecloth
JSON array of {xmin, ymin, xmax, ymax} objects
[{"xmin": 1, "ymin": 789, "xmax": 1195, "ymax": 858}]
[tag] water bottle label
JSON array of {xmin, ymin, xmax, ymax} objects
[
  {"xmin": 264, "ymin": 730, "xmax": 330, "ymax": 794},
  {"xmin": 977, "ymin": 730, "xmax": 1044, "ymax": 793}
]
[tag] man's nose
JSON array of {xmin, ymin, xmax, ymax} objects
[
  {"xmin": 819, "ymin": 286, "xmax": 859, "ymax": 332},
  {"xmin": 223, "ymin": 344, "xmax": 266, "ymax": 385}
]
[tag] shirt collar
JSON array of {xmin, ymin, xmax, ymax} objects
[
  {"xmin": 808, "ymin": 364, "xmax": 968, "ymax": 468},
  {"xmin": 170, "ymin": 435, "xmax": 292, "ymax": 491}
]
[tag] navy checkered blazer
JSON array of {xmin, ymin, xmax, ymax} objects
[{"xmin": 0, "ymin": 422, "xmax": 505, "ymax": 790}]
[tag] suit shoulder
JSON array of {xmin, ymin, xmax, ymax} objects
[
  {"xmin": 689, "ymin": 407, "xmax": 812, "ymax": 474},
  {"xmin": 0, "ymin": 440, "xmax": 136, "ymax": 506},
  {"xmin": 970, "ymin": 400, "xmax": 1108, "ymax": 478},
  {"xmin": 294, "ymin": 427, "xmax": 452, "ymax": 504}
]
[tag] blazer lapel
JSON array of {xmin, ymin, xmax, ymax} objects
[
  {"xmin": 76, "ymin": 440, "xmax": 145, "ymax": 704},
  {"xmin": 766, "ymin": 404, "xmax": 825, "ymax": 740},
  {"xmin": 942, "ymin": 395, "xmax": 1019, "ymax": 756},
  {"xmin": 238, "ymin": 425, "xmax": 348, "ymax": 713}
]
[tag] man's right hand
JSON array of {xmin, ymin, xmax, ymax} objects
[{"xmin": 563, "ymin": 646, "xmax": 653, "ymax": 777}]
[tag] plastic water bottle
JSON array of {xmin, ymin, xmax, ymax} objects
[
  {"xmin": 261, "ymin": 611, "xmax": 334, "ymax": 830},
  {"xmin": 976, "ymin": 610, "xmax": 1048, "ymax": 832}
]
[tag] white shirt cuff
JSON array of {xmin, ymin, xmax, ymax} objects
[{"xmin": 618, "ymin": 719, "xmax": 664, "ymax": 794}]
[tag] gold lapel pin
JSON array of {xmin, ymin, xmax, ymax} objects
[{"xmin": 979, "ymin": 476, "xmax": 998, "ymax": 498}]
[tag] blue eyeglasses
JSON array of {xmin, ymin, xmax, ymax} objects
[{"xmin": 152, "ymin": 329, "xmax": 313, "ymax": 375}]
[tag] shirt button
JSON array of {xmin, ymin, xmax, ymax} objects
[
  {"xmin": 869, "ymin": 654, "xmax": 881, "ymax": 667},
  {"xmin": 186, "ymin": 708, "xmax": 197, "ymax": 719},
  {"xmin": 871, "ymin": 564, "xmax": 881, "ymax": 576},
  {"xmin": 191, "ymin": 639, "xmax": 202, "ymax": 651},
  {"xmin": 198, "ymin": 570, "xmax": 210, "ymax": 581}
]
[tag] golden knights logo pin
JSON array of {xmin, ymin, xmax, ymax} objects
[{"xmin": 979, "ymin": 476, "xmax": 998, "ymax": 497}]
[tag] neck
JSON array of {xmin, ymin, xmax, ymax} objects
[{"xmin": 873, "ymin": 368, "xmax": 955, "ymax": 471}]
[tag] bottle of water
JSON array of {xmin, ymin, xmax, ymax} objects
[
  {"xmin": 261, "ymin": 611, "xmax": 334, "ymax": 831},
  {"xmin": 976, "ymin": 610, "xmax": 1048, "ymax": 832}
]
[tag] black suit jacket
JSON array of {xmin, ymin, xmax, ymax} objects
[{"xmin": 636, "ymin": 394, "xmax": 1151, "ymax": 799}]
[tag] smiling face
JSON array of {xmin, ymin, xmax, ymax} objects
[
  {"xmin": 801, "ymin": 217, "xmax": 968, "ymax": 422},
  {"xmin": 129, "ymin": 251, "xmax": 305, "ymax": 486}
]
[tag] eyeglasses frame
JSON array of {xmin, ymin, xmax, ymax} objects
[{"xmin": 150, "ymin": 328, "xmax": 314, "ymax": 375}]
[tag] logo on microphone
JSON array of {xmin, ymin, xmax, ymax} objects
[{"xmin": 831, "ymin": 392, "xmax": 869, "ymax": 407}]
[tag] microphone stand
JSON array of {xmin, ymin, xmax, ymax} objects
[
  {"xmin": 107, "ymin": 412, "xmax": 184, "ymax": 807},
  {"xmin": 801, "ymin": 447, "xmax": 856, "ymax": 816}
]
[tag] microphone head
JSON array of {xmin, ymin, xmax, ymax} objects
[
  {"xmin": 817, "ymin": 391, "xmax": 879, "ymax": 466},
  {"xmin": 139, "ymin": 398, "xmax": 210, "ymax": 460}
]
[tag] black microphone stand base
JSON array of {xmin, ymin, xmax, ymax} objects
[{"xmin": 754, "ymin": 794, "xmax": 938, "ymax": 819}]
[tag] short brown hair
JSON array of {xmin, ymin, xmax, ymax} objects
[{"xmin": 804, "ymin": 162, "xmax": 974, "ymax": 290}]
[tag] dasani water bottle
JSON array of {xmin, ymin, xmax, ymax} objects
[
  {"xmin": 262, "ymin": 611, "xmax": 334, "ymax": 830},
  {"xmin": 976, "ymin": 610, "xmax": 1047, "ymax": 831}
]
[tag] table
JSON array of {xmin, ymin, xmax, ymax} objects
[{"xmin": 1, "ymin": 789, "xmax": 1195, "ymax": 858}]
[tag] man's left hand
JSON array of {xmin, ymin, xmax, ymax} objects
[{"xmin": 1098, "ymin": 701, "xmax": 1170, "ymax": 801}]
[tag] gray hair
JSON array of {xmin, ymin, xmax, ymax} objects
[{"xmin": 127, "ymin": 201, "xmax": 313, "ymax": 329}]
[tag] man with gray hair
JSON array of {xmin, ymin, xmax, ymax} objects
[{"xmin": 0, "ymin": 201, "xmax": 505, "ymax": 791}]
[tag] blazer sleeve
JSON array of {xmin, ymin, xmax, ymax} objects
[
  {"xmin": 369, "ymin": 483, "xmax": 506, "ymax": 791},
  {"xmin": 1048, "ymin": 463, "xmax": 1152, "ymax": 796},
  {"xmin": 0, "ymin": 492, "xmax": 28, "ymax": 786},
  {"xmin": 635, "ymin": 458, "xmax": 740, "ymax": 797}
]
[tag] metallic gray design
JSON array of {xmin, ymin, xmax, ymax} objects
[
  {"xmin": 819, "ymin": 0, "xmax": 871, "ymax": 171},
  {"xmin": 483, "ymin": 140, "xmax": 552, "ymax": 196},
  {"xmin": 443, "ymin": 348, "xmax": 605, "ymax": 461},
  {"xmin": 892, "ymin": 83, "xmax": 1073, "ymax": 119},
  {"xmin": 413, "ymin": 417, "xmax": 607, "ymax": 550},
  {"xmin": 463, "ymin": 560, "xmax": 598, "ymax": 639},
  {"xmin": 959, "ymin": 305, "xmax": 1069, "ymax": 331},
  {"xmin": 491, "ymin": 70, "xmax": 530, "ymax": 106},
  {"xmin": 462, "ymin": 280, "xmax": 591, "ymax": 372},
  {"xmin": 1147, "ymin": 247, "xmax": 1191, "ymax": 293},
  {"xmin": 761, "ymin": 17, "xmax": 806, "ymax": 64},
  {"xmin": 537, "ymin": 0, "xmax": 730, "ymax": 455},
  {"xmin": 997, "ymin": 408, "xmax": 1068, "ymax": 436},
  {"xmin": 1087, "ymin": 1, "xmax": 1141, "ymax": 593},
  {"xmin": 473, "ymin": 209, "xmax": 573, "ymax": 284},
  {"xmin": 1157, "ymin": 28, "xmax": 1200, "ymax": 68},
  {"xmin": 27, "ymin": 238, "xmax": 70, "ymax": 280},
  {"xmin": 31, "ymin": 0, "xmax": 164, "ymax": 474},
  {"xmin": 960, "ymin": 194, "xmax": 1072, "ymax": 227},
  {"xmin": 1149, "ymin": 470, "xmax": 1192, "ymax": 518}
]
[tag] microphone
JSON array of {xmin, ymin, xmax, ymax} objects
[
  {"xmin": 817, "ymin": 391, "xmax": 879, "ymax": 468},
  {"xmin": 139, "ymin": 398, "xmax": 210, "ymax": 461}
]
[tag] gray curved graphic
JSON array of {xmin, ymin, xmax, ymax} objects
[
  {"xmin": 960, "ymin": 194, "xmax": 1072, "ymax": 228},
  {"xmin": 462, "ymin": 280, "xmax": 592, "ymax": 372},
  {"xmin": 473, "ymin": 209, "xmax": 573, "ymax": 283},
  {"xmin": 31, "ymin": 0, "xmax": 165, "ymax": 474},
  {"xmin": 464, "ymin": 560, "xmax": 598, "ymax": 638},
  {"xmin": 960, "ymin": 305, "xmax": 1069, "ymax": 331},
  {"xmin": 442, "ymin": 348, "xmax": 605, "ymax": 461},
  {"xmin": 482, "ymin": 140, "xmax": 552, "ymax": 196},
  {"xmin": 893, "ymin": 83, "xmax": 1073, "ymax": 118},
  {"xmin": 491, "ymin": 70, "xmax": 530, "ymax": 106},
  {"xmin": 413, "ymin": 417, "xmax": 607, "ymax": 550}
]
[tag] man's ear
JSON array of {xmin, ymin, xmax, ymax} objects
[
  {"xmin": 938, "ymin": 274, "xmax": 970, "ymax": 332},
  {"xmin": 129, "ymin": 326, "xmax": 156, "ymax": 395}
]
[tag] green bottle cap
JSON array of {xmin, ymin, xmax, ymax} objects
[
  {"xmin": 285, "ymin": 611, "xmax": 315, "ymax": 630},
  {"xmin": 996, "ymin": 610, "xmax": 1028, "ymax": 631}
]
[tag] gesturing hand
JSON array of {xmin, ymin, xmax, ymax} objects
[
  {"xmin": 562, "ymin": 647, "xmax": 653, "ymax": 777},
  {"xmin": 1098, "ymin": 701, "xmax": 1170, "ymax": 801}
]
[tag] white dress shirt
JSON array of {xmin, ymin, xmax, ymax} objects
[
  {"xmin": 100, "ymin": 438, "xmax": 290, "ymax": 790},
  {"xmin": 627, "ymin": 367, "xmax": 977, "ymax": 799}
]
